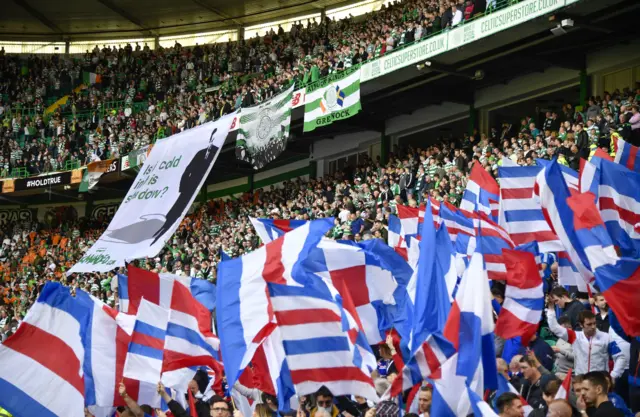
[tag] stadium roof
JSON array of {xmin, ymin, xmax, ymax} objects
[{"xmin": 0, "ymin": 0, "xmax": 348, "ymax": 39}]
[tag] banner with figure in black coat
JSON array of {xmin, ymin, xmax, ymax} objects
[{"xmin": 68, "ymin": 112, "xmax": 237, "ymax": 274}]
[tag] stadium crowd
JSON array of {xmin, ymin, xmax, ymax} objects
[
  {"xmin": 0, "ymin": 0, "xmax": 493, "ymax": 176},
  {"xmin": 1, "ymin": 0, "xmax": 640, "ymax": 414},
  {"xmin": 0, "ymin": 82, "xmax": 639, "ymax": 416}
]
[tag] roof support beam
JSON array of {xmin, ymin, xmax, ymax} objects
[
  {"xmin": 190, "ymin": 0, "xmax": 242, "ymax": 26},
  {"xmin": 95, "ymin": 0, "xmax": 155, "ymax": 36},
  {"xmin": 13, "ymin": 0, "xmax": 63, "ymax": 34}
]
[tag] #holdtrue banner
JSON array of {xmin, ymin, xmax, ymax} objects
[
  {"xmin": 68, "ymin": 112, "xmax": 237, "ymax": 274},
  {"xmin": 303, "ymin": 67, "xmax": 362, "ymax": 132}
]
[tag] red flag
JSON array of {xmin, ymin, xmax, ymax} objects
[{"xmin": 188, "ymin": 388, "xmax": 198, "ymax": 417}]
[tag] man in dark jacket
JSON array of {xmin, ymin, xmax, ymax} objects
[
  {"xmin": 549, "ymin": 287, "xmax": 585, "ymax": 330},
  {"xmin": 574, "ymin": 123, "xmax": 590, "ymax": 159}
]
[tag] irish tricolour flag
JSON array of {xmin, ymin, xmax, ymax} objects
[
  {"xmin": 83, "ymin": 72, "xmax": 102, "ymax": 85},
  {"xmin": 79, "ymin": 158, "xmax": 114, "ymax": 192},
  {"xmin": 303, "ymin": 67, "xmax": 361, "ymax": 132}
]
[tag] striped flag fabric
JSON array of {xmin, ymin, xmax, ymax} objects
[
  {"xmin": 388, "ymin": 214, "xmax": 409, "ymax": 260},
  {"xmin": 249, "ymin": 217, "xmax": 309, "ymax": 244},
  {"xmin": 498, "ymin": 161, "xmax": 563, "ymax": 252},
  {"xmin": 123, "ymin": 298, "xmax": 170, "ymax": 384},
  {"xmin": 249, "ymin": 213, "xmax": 413, "ymax": 346},
  {"xmin": 557, "ymin": 251, "xmax": 588, "ymax": 291},
  {"xmin": 460, "ymin": 163, "xmax": 500, "ymax": 221},
  {"xmin": 494, "ymin": 249, "xmax": 544, "ymax": 345},
  {"xmin": 536, "ymin": 158, "xmax": 579, "ymax": 191},
  {"xmin": 161, "ymin": 278, "xmax": 221, "ymax": 390},
  {"xmin": 612, "ymin": 135, "xmax": 640, "ymax": 173},
  {"xmin": 494, "ymin": 374, "xmax": 533, "ymax": 416},
  {"xmin": 216, "ymin": 218, "xmax": 334, "ymax": 392},
  {"xmin": 83, "ymin": 71, "xmax": 102, "ymax": 85},
  {"xmin": 303, "ymin": 67, "xmax": 361, "ymax": 132},
  {"xmin": 555, "ymin": 368, "xmax": 572, "ymax": 400},
  {"xmin": 580, "ymin": 157, "xmax": 640, "ymax": 258},
  {"xmin": 79, "ymin": 158, "xmax": 116, "ymax": 192},
  {"xmin": 266, "ymin": 282, "xmax": 377, "ymax": 401},
  {"xmin": 537, "ymin": 159, "xmax": 595, "ymax": 287},
  {"xmin": 468, "ymin": 385, "xmax": 500, "ymax": 417},
  {"xmin": 564, "ymin": 192, "xmax": 640, "ymax": 335},
  {"xmin": 0, "ymin": 283, "xmax": 87, "ymax": 417},
  {"xmin": 305, "ymin": 238, "xmax": 413, "ymax": 345},
  {"xmin": 236, "ymin": 85, "xmax": 294, "ymax": 170},
  {"xmin": 118, "ymin": 266, "xmax": 216, "ymax": 314},
  {"xmin": 388, "ymin": 200, "xmax": 457, "ymax": 398},
  {"xmin": 444, "ymin": 251, "xmax": 499, "ymax": 393}
]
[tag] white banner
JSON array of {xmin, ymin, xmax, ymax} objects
[
  {"xmin": 68, "ymin": 112, "xmax": 236, "ymax": 274},
  {"xmin": 447, "ymin": 0, "xmax": 565, "ymax": 50},
  {"xmin": 360, "ymin": 33, "xmax": 448, "ymax": 82}
]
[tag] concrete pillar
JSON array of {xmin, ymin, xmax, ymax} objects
[
  {"xmin": 153, "ymin": 36, "xmax": 160, "ymax": 50},
  {"xmin": 237, "ymin": 27, "xmax": 245, "ymax": 41},
  {"xmin": 380, "ymin": 133, "xmax": 390, "ymax": 165},
  {"xmin": 468, "ymin": 103, "xmax": 478, "ymax": 136},
  {"xmin": 579, "ymin": 68, "xmax": 589, "ymax": 108},
  {"xmin": 309, "ymin": 160, "xmax": 317, "ymax": 179},
  {"xmin": 64, "ymin": 41, "xmax": 70, "ymax": 55},
  {"xmin": 248, "ymin": 170, "xmax": 254, "ymax": 192}
]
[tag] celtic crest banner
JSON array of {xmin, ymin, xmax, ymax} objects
[
  {"xmin": 303, "ymin": 67, "xmax": 361, "ymax": 132},
  {"xmin": 235, "ymin": 85, "xmax": 295, "ymax": 169}
]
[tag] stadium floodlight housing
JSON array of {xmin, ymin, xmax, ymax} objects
[
  {"xmin": 551, "ymin": 18, "xmax": 574, "ymax": 36},
  {"xmin": 415, "ymin": 61, "xmax": 432, "ymax": 71}
]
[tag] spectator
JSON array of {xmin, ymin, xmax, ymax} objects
[
  {"xmin": 547, "ymin": 309, "xmax": 626, "ymax": 378},
  {"xmin": 518, "ymin": 356, "xmax": 546, "ymax": 410},
  {"xmin": 551, "ymin": 315, "xmax": 574, "ymax": 380},
  {"xmin": 581, "ymin": 371, "xmax": 624, "ymax": 417},
  {"xmin": 496, "ymin": 392, "xmax": 524, "ymax": 417},
  {"xmin": 549, "ymin": 287, "xmax": 585, "ymax": 329}
]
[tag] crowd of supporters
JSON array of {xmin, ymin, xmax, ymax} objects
[
  {"xmin": 0, "ymin": 81, "xmax": 639, "ymax": 416},
  {"xmin": 1, "ymin": 0, "xmax": 640, "ymax": 414},
  {"xmin": 0, "ymin": 0, "xmax": 492, "ymax": 177}
]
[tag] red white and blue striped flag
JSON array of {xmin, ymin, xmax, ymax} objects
[
  {"xmin": 498, "ymin": 160, "xmax": 563, "ymax": 252},
  {"xmin": 0, "ymin": 283, "xmax": 87, "ymax": 417},
  {"xmin": 494, "ymin": 249, "xmax": 544, "ymax": 345},
  {"xmin": 123, "ymin": 298, "xmax": 170, "ymax": 384}
]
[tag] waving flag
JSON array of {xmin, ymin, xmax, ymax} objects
[
  {"xmin": 306, "ymin": 238, "xmax": 412, "ymax": 345},
  {"xmin": 388, "ymin": 200, "xmax": 456, "ymax": 397},
  {"xmin": 430, "ymin": 354, "xmax": 471, "ymax": 416},
  {"xmin": 440, "ymin": 202, "xmax": 474, "ymax": 243},
  {"xmin": 494, "ymin": 249, "xmax": 544, "ymax": 345},
  {"xmin": 557, "ymin": 251, "xmax": 587, "ymax": 291},
  {"xmin": 216, "ymin": 218, "xmax": 334, "ymax": 390},
  {"xmin": 536, "ymin": 158, "xmax": 579, "ymax": 192},
  {"xmin": 266, "ymin": 280, "xmax": 377, "ymax": 402},
  {"xmin": 162, "ymin": 279, "xmax": 222, "ymax": 390},
  {"xmin": 444, "ymin": 250, "xmax": 499, "ymax": 392},
  {"xmin": 249, "ymin": 217, "xmax": 309, "ymax": 243},
  {"xmin": 0, "ymin": 283, "xmax": 87, "ymax": 417},
  {"xmin": 565, "ymin": 192, "xmax": 640, "ymax": 335},
  {"xmin": 498, "ymin": 162, "xmax": 563, "ymax": 252},
  {"xmin": 468, "ymin": 385, "xmax": 500, "ymax": 417},
  {"xmin": 76, "ymin": 291, "xmax": 170, "ymax": 410},
  {"xmin": 461, "ymin": 163, "xmax": 500, "ymax": 221},
  {"xmin": 124, "ymin": 299, "xmax": 170, "ymax": 384},
  {"xmin": 613, "ymin": 136, "xmax": 640, "ymax": 173},
  {"xmin": 555, "ymin": 369, "xmax": 572, "ymax": 400},
  {"xmin": 537, "ymin": 159, "xmax": 594, "ymax": 287},
  {"xmin": 580, "ymin": 157, "xmax": 640, "ymax": 258},
  {"xmin": 494, "ymin": 374, "xmax": 533, "ymax": 416},
  {"xmin": 118, "ymin": 267, "xmax": 216, "ymax": 314},
  {"xmin": 387, "ymin": 214, "xmax": 408, "ymax": 260}
]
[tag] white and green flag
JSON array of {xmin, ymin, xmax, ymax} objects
[
  {"xmin": 236, "ymin": 85, "xmax": 294, "ymax": 169},
  {"xmin": 303, "ymin": 67, "xmax": 361, "ymax": 132}
]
